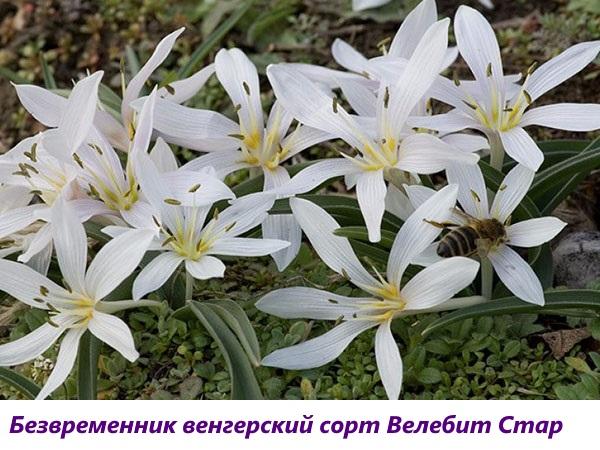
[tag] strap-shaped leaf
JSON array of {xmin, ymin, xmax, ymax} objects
[
  {"xmin": 0, "ymin": 367, "xmax": 41, "ymax": 399},
  {"xmin": 334, "ymin": 226, "xmax": 396, "ymax": 249},
  {"xmin": 503, "ymin": 140, "xmax": 590, "ymax": 172},
  {"xmin": 422, "ymin": 290, "xmax": 600, "ymax": 337},
  {"xmin": 189, "ymin": 302, "xmax": 263, "ymax": 399},
  {"xmin": 78, "ymin": 331, "xmax": 100, "ymax": 400},
  {"xmin": 205, "ymin": 300, "xmax": 261, "ymax": 367}
]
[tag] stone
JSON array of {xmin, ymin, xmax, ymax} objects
[{"xmin": 553, "ymin": 231, "xmax": 600, "ymax": 288}]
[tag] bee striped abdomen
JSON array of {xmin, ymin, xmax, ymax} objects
[{"xmin": 437, "ymin": 226, "xmax": 479, "ymax": 257}]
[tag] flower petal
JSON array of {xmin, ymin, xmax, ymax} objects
[
  {"xmin": 0, "ymin": 259, "xmax": 63, "ymax": 309},
  {"xmin": 490, "ymin": 163, "xmax": 535, "ymax": 223},
  {"xmin": 36, "ymin": 327, "xmax": 84, "ymax": 400},
  {"xmin": 290, "ymin": 197, "xmax": 379, "ymax": 288},
  {"xmin": 209, "ymin": 237, "xmax": 289, "ymax": 256},
  {"xmin": 185, "ymin": 256, "xmax": 226, "ymax": 280},
  {"xmin": 488, "ymin": 245, "xmax": 544, "ymax": 305},
  {"xmin": 262, "ymin": 214, "xmax": 302, "ymax": 271},
  {"xmin": 149, "ymin": 137, "xmax": 179, "ymax": 172},
  {"xmin": 384, "ymin": 184, "xmax": 413, "ymax": 221},
  {"xmin": 50, "ymin": 198, "xmax": 87, "ymax": 294},
  {"xmin": 132, "ymin": 252, "xmax": 183, "ymax": 301},
  {"xmin": 122, "ymin": 28, "xmax": 184, "ymax": 124},
  {"xmin": 446, "ymin": 162, "xmax": 489, "ymax": 218},
  {"xmin": 406, "ymin": 112, "xmax": 480, "ymax": 134},
  {"xmin": 157, "ymin": 63, "xmax": 215, "ymax": 104},
  {"xmin": 499, "ymin": 127, "xmax": 543, "ymax": 171},
  {"xmin": 274, "ymin": 159, "xmax": 357, "ymax": 197},
  {"xmin": 14, "ymin": 84, "xmax": 64, "ymax": 126},
  {"xmin": 526, "ymin": 41, "xmax": 600, "ymax": 101},
  {"xmin": 85, "ymin": 229, "xmax": 154, "ymax": 300},
  {"xmin": 356, "ymin": 170, "xmax": 387, "ymax": 242},
  {"xmin": 256, "ymin": 287, "xmax": 370, "ymax": 320},
  {"xmin": 506, "ymin": 217, "xmax": 566, "ymax": 248},
  {"xmin": 331, "ymin": 38, "xmax": 369, "ymax": 73},
  {"xmin": 520, "ymin": 104, "xmax": 600, "ymax": 131},
  {"xmin": 389, "ymin": 0, "xmax": 437, "ymax": 59},
  {"xmin": 375, "ymin": 320, "xmax": 403, "ymax": 400},
  {"xmin": 387, "ymin": 184, "xmax": 458, "ymax": 287},
  {"xmin": 0, "ymin": 323, "xmax": 64, "ymax": 366},
  {"xmin": 0, "ymin": 204, "xmax": 44, "ymax": 239},
  {"xmin": 182, "ymin": 150, "xmax": 249, "ymax": 178},
  {"xmin": 402, "ymin": 257, "xmax": 479, "ymax": 310},
  {"xmin": 88, "ymin": 312, "xmax": 139, "ymax": 362},
  {"xmin": 261, "ymin": 320, "xmax": 376, "ymax": 369}
]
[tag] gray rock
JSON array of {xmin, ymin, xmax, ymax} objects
[{"xmin": 553, "ymin": 231, "xmax": 600, "ymax": 288}]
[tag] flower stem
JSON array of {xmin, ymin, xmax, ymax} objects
[
  {"xmin": 481, "ymin": 257, "xmax": 494, "ymax": 300},
  {"xmin": 489, "ymin": 133, "xmax": 505, "ymax": 171},
  {"xmin": 78, "ymin": 331, "xmax": 99, "ymax": 400},
  {"xmin": 185, "ymin": 271, "xmax": 194, "ymax": 302}
]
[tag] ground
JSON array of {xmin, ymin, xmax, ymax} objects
[{"xmin": 0, "ymin": 0, "xmax": 600, "ymax": 399}]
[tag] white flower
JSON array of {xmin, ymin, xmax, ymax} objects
[
  {"xmin": 145, "ymin": 48, "xmax": 331, "ymax": 270},
  {"xmin": 446, "ymin": 162, "xmax": 566, "ymax": 305},
  {"xmin": 14, "ymin": 29, "xmax": 214, "ymax": 151},
  {"xmin": 0, "ymin": 198, "xmax": 156, "ymax": 399},
  {"xmin": 409, "ymin": 6, "xmax": 600, "ymax": 170},
  {"xmin": 352, "ymin": 0, "xmax": 493, "ymax": 12},
  {"xmin": 115, "ymin": 148, "xmax": 290, "ymax": 300},
  {"xmin": 257, "ymin": 185, "xmax": 480, "ymax": 399},
  {"xmin": 268, "ymin": 19, "xmax": 478, "ymax": 242}
]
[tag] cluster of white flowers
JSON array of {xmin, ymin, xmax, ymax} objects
[{"xmin": 0, "ymin": 0, "xmax": 598, "ymax": 399}]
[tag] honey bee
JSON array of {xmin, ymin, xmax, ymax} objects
[{"xmin": 429, "ymin": 210, "xmax": 507, "ymax": 258}]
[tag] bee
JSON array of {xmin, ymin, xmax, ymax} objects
[{"xmin": 429, "ymin": 210, "xmax": 507, "ymax": 258}]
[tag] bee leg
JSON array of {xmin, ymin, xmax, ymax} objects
[{"xmin": 423, "ymin": 219, "xmax": 458, "ymax": 229}]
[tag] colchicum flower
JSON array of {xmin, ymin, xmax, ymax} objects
[
  {"xmin": 0, "ymin": 199, "xmax": 156, "ymax": 399},
  {"xmin": 445, "ymin": 162, "xmax": 566, "ymax": 305},
  {"xmin": 409, "ymin": 5, "xmax": 600, "ymax": 171},
  {"xmin": 146, "ymin": 48, "xmax": 331, "ymax": 270},
  {"xmin": 267, "ymin": 19, "xmax": 478, "ymax": 243},
  {"xmin": 352, "ymin": 0, "xmax": 493, "ymax": 13},
  {"xmin": 257, "ymin": 185, "xmax": 480, "ymax": 399}
]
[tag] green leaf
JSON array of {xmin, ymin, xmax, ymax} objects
[
  {"xmin": 565, "ymin": 356, "xmax": 591, "ymax": 373},
  {"xmin": 39, "ymin": 53, "xmax": 57, "ymax": 90},
  {"xmin": 78, "ymin": 331, "xmax": 100, "ymax": 400},
  {"xmin": 189, "ymin": 302, "xmax": 263, "ymax": 399},
  {"xmin": 422, "ymin": 290, "xmax": 600, "ymax": 337},
  {"xmin": 0, "ymin": 67, "xmax": 30, "ymax": 84},
  {"xmin": 125, "ymin": 45, "xmax": 141, "ymax": 80},
  {"xmin": 98, "ymin": 83, "xmax": 123, "ymax": 117},
  {"xmin": 334, "ymin": 226, "xmax": 397, "ymax": 249},
  {"xmin": 205, "ymin": 299, "xmax": 261, "ymax": 366},
  {"xmin": 417, "ymin": 367, "xmax": 442, "ymax": 384},
  {"xmin": 503, "ymin": 140, "xmax": 590, "ymax": 172},
  {"xmin": 0, "ymin": 367, "xmax": 41, "ymax": 399},
  {"xmin": 178, "ymin": 0, "xmax": 255, "ymax": 78}
]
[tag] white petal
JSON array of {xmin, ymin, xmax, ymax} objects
[
  {"xmin": 490, "ymin": 163, "xmax": 535, "ymax": 222},
  {"xmin": 182, "ymin": 150, "xmax": 249, "ymax": 178},
  {"xmin": 352, "ymin": 0, "xmax": 390, "ymax": 11},
  {"xmin": 406, "ymin": 112, "xmax": 480, "ymax": 133},
  {"xmin": 356, "ymin": 170, "xmax": 387, "ymax": 242},
  {"xmin": 387, "ymin": 184, "xmax": 458, "ymax": 287},
  {"xmin": 0, "ymin": 185, "xmax": 31, "ymax": 212},
  {"xmin": 256, "ymin": 287, "xmax": 369, "ymax": 320},
  {"xmin": 331, "ymin": 39, "xmax": 369, "ymax": 73},
  {"xmin": 157, "ymin": 63, "xmax": 215, "ymax": 104},
  {"xmin": 149, "ymin": 137, "xmax": 178, "ymax": 172},
  {"xmin": 382, "ymin": 19, "xmax": 450, "ymax": 139},
  {"xmin": 266, "ymin": 101, "xmax": 294, "ymax": 145},
  {"xmin": 384, "ymin": 184, "xmax": 413, "ymax": 220},
  {"xmin": 36, "ymin": 327, "xmax": 84, "ymax": 400},
  {"xmin": 441, "ymin": 133, "xmax": 489, "ymax": 153},
  {"xmin": 267, "ymin": 65, "xmax": 371, "ymax": 150},
  {"xmin": 526, "ymin": 41, "xmax": 600, "ymax": 101},
  {"xmin": 144, "ymin": 97, "xmax": 239, "ymax": 151},
  {"xmin": 389, "ymin": 0, "xmax": 437, "ymax": 59},
  {"xmin": 402, "ymin": 257, "xmax": 479, "ymax": 309},
  {"xmin": 215, "ymin": 48, "xmax": 264, "ymax": 136},
  {"xmin": 14, "ymin": 84, "xmax": 64, "ymax": 126},
  {"xmin": 93, "ymin": 110, "xmax": 129, "ymax": 151},
  {"xmin": 520, "ymin": 104, "xmax": 600, "ymax": 131},
  {"xmin": 411, "ymin": 242, "xmax": 443, "ymax": 267},
  {"xmin": 446, "ymin": 162, "xmax": 489, "ymax": 218},
  {"xmin": 212, "ymin": 192, "xmax": 275, "ymax": 236},
  {"xmin": 290, "ymin": 198, "xmax": 379, "ymax": 288},
  {"xmin": 488, "ymin": 245, "xmax": 544, "ymax": 305},
  {"xmin": 398, "ymin": 133, "xmax": 479, "ymax": 174},
  {"xmin": 404, "ymin": 184, "xmax": 436, "ymax": 208},
  {"xmin": 122, "ymin": 28, "xmax": 184, "ymax": 124},
  {"xmin": 0, "ymin": 323, "xmax": 64, "ymax": 366},
  {"xmin": 274, "ymin": 159, "xmax": 357, "ymax": 197},
  {"xmin": 499, "ymin": 127, "xmax": 543, "ymax": 171},
  {"xmin": 161, "ymin": 169, "xmax": 235, "ymax": 206},
  {"xmin": 506, "ymin": 217, "xmax": 566, "ymax": 248},
  {"xmin": 50, "ymin": 198, "xmax": 87, "ymax": 294},
  {"xmin": 0, "ymin": 258, "xmax": 63, "ymax": 308},
  {"xmin": 375, "ymin": 320, "xmax": 403, "ymax": 400},
  {"xmin": 130, "ymin": 88, "xmax": 157, "ymax": 156},
  {"xmin": 88, "ymin": 311, "xmax": 139, "ymax": 362},
  {"xmin": 132, "ymin": 252, "xmax": 183, "ymax": 300},
  {"xmin": 263, "ymin": 166, "xmax": 290, "ymax": 191},
  {"xmin": 454, "ymin": 6, "xmax": 504, "ymax": 89},
  {"xmin": 0, "ymin": 205, "xmax": 43, "ymax": 239},
  {"xmin": 185, "ymin": 256, "xmax": 226, "ymax": 280},
  {"xmin": 85, "ymin": 229, "xmax": 154, "ymax": 300},
  {"xmin": 18, "ymin": 223, "xmax": 53, "ymax": 265},
  {"xmin": 285, "ymin": 63, "xmax": 369, "ymax": 89},
  {"xmin": 261, "ymin": 320, "xmax": 375, "ymax": 369},
  {"xmin": 59, "ymin": 72, "xmax": 103, "ymax": 153},
  {"xmin": 262, "ymin": 214, "xmax": 302, "ymax": 271},
  {"xmin": 338, "ymin": 78, "xmax": 377, "ymax": 117},
  {"xmin": 209, "ymin": 237, "xmax": 289, "ymax": 256}
]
